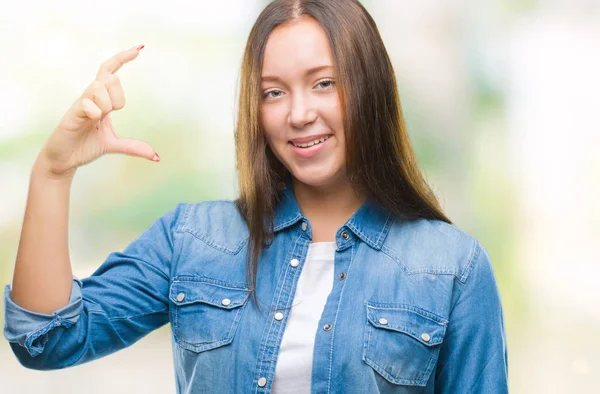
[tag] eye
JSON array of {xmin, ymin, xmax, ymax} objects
[
  {"xmin": 315, "ymin": 79, "xmax": 335, "ymax": 90},
  {"xmin": 262, "ymin": 89, "xmax": 284, "ymax": 100}
]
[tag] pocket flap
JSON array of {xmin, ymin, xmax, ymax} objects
[
  {"xmin": 366, "ymin": 304, "xmax": 447, "ymax": 347},
  {"xmin": 169, "ymin": 279, "xmax": 249, "ymax": 309}
]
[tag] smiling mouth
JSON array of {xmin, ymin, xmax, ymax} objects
[{"xmin": 290, "ymin": 135, "xmax": 332, "ymax": 148}]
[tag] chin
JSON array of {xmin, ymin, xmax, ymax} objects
[{"xmin": 288, "ymin": 166, "xmax": 344, "ymax": 188}]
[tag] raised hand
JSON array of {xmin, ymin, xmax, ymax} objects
[{"xmin": 38, "ymin": 45, "xmax": 158, "ymax": 179}]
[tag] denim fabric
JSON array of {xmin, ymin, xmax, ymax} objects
[{"xmin": 3, "ymin": 178, "xmax": 508, "ymax": 393}]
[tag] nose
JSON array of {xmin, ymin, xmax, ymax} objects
[{"xmin": 289, "ymin": 92, "xmax": 317, "ymax": 129}]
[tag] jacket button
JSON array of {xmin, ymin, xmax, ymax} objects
[
  {"xmin": 221, "ymin": 298, "xmax": 231, "ymax": 306},
  {"xmin": 379, "ymin": 318, "xmax": 388, "ymax": 325},
  {"xmin": 257, "ymin": 377, "xmax": 267, "ymax": 387},
  {"xmin": 339, "ymin": 272, "xmax": 346, "ymax": 280},
  {"xmin": 421, "ymin": 333, "xmax": 431, "ymax": 342},
  {"xmin": 290, "ymin": 258, "xmax": 300, "ymax": 267},
  {"xmin": 274, "ymin": 312, "xmax": 284, "ymax": 320},
  {"xmin": 301, "ymin": 221, "xmax": 308, "ymax": 231},
  {"xmin": 176, "ymin": 292, "xmax": 185, "ymax": 302},
  {"xmin": 323, "ymin": 323, "xmax": 332, "ymax": 331},
  {"xmin": 341, "ymin": 231, "xmax": 349, "ymax": 240}
]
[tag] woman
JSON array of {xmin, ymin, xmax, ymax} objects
[{"xmin": 3, "ymin": 0, "xmax": 508, "ymax": 393}]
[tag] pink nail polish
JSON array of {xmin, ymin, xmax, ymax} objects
[
  {"xmin": 137, "ymin": 45, "xmax": 145, "ymax": 51},
  {"xmin": 152, "ymin": 153, "xmax": 160, "ymax": 162}
]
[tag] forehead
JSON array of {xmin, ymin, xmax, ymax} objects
[{"xmin": 262, "ymin": 16, "xmax": 334, "ymax": 77}]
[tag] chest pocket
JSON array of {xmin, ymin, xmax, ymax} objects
[
  {"xmin": 169, "ymin": 278, "xmax": 250, "ymax": 353},
  {"xmin": 363, "ymin": 302, "xmax": 448, "ymax": 386}
]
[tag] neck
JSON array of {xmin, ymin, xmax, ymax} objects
[{"xmin": 291, "ymin": 176, "xmax": 366, "ymax": 241}]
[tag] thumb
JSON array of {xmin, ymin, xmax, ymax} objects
[{"xmin": 105, "ymin": 137, "xmax": 159, "ymax": 162}]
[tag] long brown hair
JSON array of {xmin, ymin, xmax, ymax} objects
[{"xmin": 234, "ymin": 0, "xmax": 451, "ymax": 311}]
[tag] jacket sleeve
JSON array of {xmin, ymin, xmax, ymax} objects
[
  {"xmin": 434, "ymin": 242, "xmax": 509, "ymax": 393},
  {"xmin": 2, "ymin": 203, "xmax": 187, "ymax": 370}
]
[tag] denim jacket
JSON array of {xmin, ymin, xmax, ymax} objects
[{"xmin": 3, "ymin": 179, "xmax": 508, "ymax": 393}]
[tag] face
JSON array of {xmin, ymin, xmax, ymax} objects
[{"xmin": 260, "ymin": 16, "xmax": 346, "ymax": 189}]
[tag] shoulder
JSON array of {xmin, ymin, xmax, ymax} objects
[
  {"xmin": 170, "ymin": 200, "xmax": 249, "ymax": 255},
  {"xmin": 381, "ymin": 217, "xmax": 486, "ymax": 284}
]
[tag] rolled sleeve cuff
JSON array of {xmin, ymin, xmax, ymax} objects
[{"xmin": 3, "ymin": 277, "xmax": 83, "ymax": 357}]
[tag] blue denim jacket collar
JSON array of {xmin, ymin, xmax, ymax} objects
[{"xmin": 273, "ymin": 176, "xmax": 394, "ymax": 250}]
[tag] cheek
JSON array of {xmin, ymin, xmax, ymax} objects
[
  {"xmin": 320, "ymin": 96, "xmax": 343, "ymax": 129},
  {"xmin": 260, "ymin": 109, "xmax": 286, "ymax": 162},
  {"xmin": 260, "ymin": 105, "xmax": 286, "ymax": 139}
]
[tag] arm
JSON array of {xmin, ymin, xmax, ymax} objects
[
  {"xmin": 3, "ymin": 203, "xmax": 186, "ymax": 369},
  {"xmin": 434, "ymin": 242, "xmax": 509, "ymax": 393},
  {"xmin": 9, "ymin": 156, "xmax": 76, "ymax": 316},
  {"xmin": 9, "ymin": 44, "xmax": 154, "ymax": 317}
]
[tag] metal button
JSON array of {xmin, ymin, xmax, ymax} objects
[
  {"xmin": 274, "ymin": 312, "xmax": 284, "ymax": 321},
  {"xmin": 379, "ymin": 318, "xmax": 388, "ymax": 325},
  {"xmin": 257, "ymin": 377, "xmax": 267, "ymax": 387},
  {"xmin": 323, "ymin": 323, "xmax": 332, "ymax": 331},
  {"xmin": 290, "ymin": 258, "xmax": 300, "ymax": 267},
  {"xmin": 339, "ymin": 272, "xmax": 346, "ymax": 280},
  {"xmin": 176, "ymin": 292, "xmax": 185, "ymax": 302},
  {"xmin": 421, "ymin": 333, "xmax": 431, "ymax": 342},
  {"xmin": 301, "ymin": 221, "xmax": 308, "ymax": 231},
  {"xmin": 221, "ymin": 298, "xmax": 231, "ymax": 306},
  {"xmin": 341, "ymin": 231, "xmax": 349, "ymax": 240}
]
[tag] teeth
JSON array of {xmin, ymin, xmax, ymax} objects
[{"xmin": 292, "ymin": 135, "xmax": 331, "ymax": 148}]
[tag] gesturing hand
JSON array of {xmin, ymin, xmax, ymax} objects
[{"xmin": 39, "ymin": 45, "xmax": 158, "ymax": 178}]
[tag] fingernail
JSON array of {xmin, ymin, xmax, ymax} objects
[
  {"xmin": 136, "ymin": 45, "xmax": 145, "ymax": 51},
  {"xmin": 152, "ymin": 153, "xmax": 160, "ymax": 162}
]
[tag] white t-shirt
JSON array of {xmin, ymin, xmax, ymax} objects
[{"xmin": 271, "ymin": 241, "xmax": 337, "ymax": 393}]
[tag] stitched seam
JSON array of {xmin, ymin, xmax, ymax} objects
[
  {"xmin": 24, "ymin": 320, "xmax": 59, "ymax": 355},
  {"xmin": 421, "ymin": 347, "xmax": 439, "ymax": 383},
  {"xmin": 380, "ymin": 245, "xmax": 461, "ymax": 278},
  {"xmin": 364, "ymin": 303, "xmax": 373, "ymax": 358},
  {"xmin": 379, "ymin": 245, "xmax": 409, "ymax": 272},
  {"xmin": 458, "ymin": 239, "xmax": 480, "ymax": 284},
  {"xmin": 346, "ymin": 222, "xmax": 377, "ymax": 248},
  {"xmin": 375, "ymin": 212, "xmax": 393, "ymax": 248},
  {"xmin": 254, "ymin": 232, "xmax": 302, "ymax": 393},
  {"xmin": 173, "ymin": 202, "xmax": 191, "ymax": 233},
  {"xmin": 172, "ymin": 295, "xmax": 248, "ymax": 353},
  {"xmin": 267, "ymin": 235, "xmax": 301, "ymax": 373},
  {"xmin": 265, "ymin": 238, "xmax": 301, "ymax": 390},
  {"xmin": 364, "ymin": 356, "xmax": 427, "ymax": 385},
  {"xmin": 274, "ymin": 213, "xmax": 303, "ymax": 232},
  {"xmin": 327, "ymin": 241, "xmax": 355, "ymax": 393},
  {"xmin": 449, "ymin": 241, "xmax": 482, "ymax": 317},
  {"xmin": 170, "ymin": 203, "xmax": 186, "ymax": 286},
  {"xmin": 366, "ymin": 304, "xmax": 449, "ymax": 325},
  {"xmin": 179, "ymin": 227, "xmax": 246, "ymax": 255},
  {"xmin": 171, "ymin": 276, "xmax": 248, "ymax": 290},
  {"xmin": 176, "ymin": 202, "xmax": 248, "ymax": 254}
]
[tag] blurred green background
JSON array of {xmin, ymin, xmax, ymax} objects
[{"xmin": 1, "ymin": 0, "xmax": 599, "ymax": 392}]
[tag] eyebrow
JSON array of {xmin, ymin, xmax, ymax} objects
[{"xmin": 261, "ymin": 65, "xmax": 333, "ymax": 82}]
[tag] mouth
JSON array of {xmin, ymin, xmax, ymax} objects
[
  {"xmin": 289, "ymin": 134, "xmax": 333, "ymax": 148},
  {"xmin": 288, "ymin": 134, "xmax": 334, "ymax": 159}
]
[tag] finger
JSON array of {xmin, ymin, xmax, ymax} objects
[
  {"xmin": 88, "ymin": 81, "xmax": 113, "ymax": 115},
  {"xmin": 95, "ymin": 44, "xmax": 144, "ymax": 80},
  {"xmin": 97, "ymin": 73, "xmax": 125, "ymax": 111},
  {"xmin": 105, "ymin": 137, "xmax": 158, "ymax": 161},
  {"xmin": 79, "ymin": 98, "xmax": 102, "ymax": 120},
  {"xmin": 80, "ymin": 80, "xmax": 112, "ymax": 114}
]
